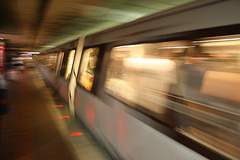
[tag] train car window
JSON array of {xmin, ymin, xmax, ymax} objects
[
  {"xmin": 176, "ymin": 34, "xmax": 240, "ymax": 159},
  {"xmin": 43, "ymin": 54, "xmax": 49, "ymax": 66},
  {"xmin": 105, "ymin": 41, "xmax": 191, "ymax": 122},
  {"xmin": 77, "ymin": 47, "xmax": 99, "ymax": 92},
  {"xmin": 59, "ymin": 50, "xmax": 69, "ymax": 77},
  {"xmin": 45, "ymin": 53, "xmax": 58, "ymax": 70},
  {"xmin": 64, "ymin": 49, "xmax": 76, "ymax": 80},
  {"xmin": 55, "ymin": 52, "xmax": 64, "ymax": 74},
  {"xmin": 36, "ymin": 54, "xmax": 44, "ymax": 64},
  {"xmin": 42, "ymin": 54, "xmax": 47, "ymax": 65}
]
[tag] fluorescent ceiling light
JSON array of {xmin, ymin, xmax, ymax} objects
[
  {"xmin": 24, "ymin": 52, "xmax": 40, "ymax": 54},
  {"xmin": 158, "ymin": 46, "xmax": 193, "ymax": 49},
  {"xmin": 194, "ymin": 37, "xmax": 240, "ymax": 43}
]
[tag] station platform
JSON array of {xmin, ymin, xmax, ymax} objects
[{"xmin": 0, "ymin": 68, "xmax": 112, "ymax": 160}]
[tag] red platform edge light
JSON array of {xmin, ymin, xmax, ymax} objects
[
  {"xmin": 69, "ymin": 132, "xmax": 83, "ymax": 136},
  {"xmin": 48, "ymin": 97, "xmax": 58, "ymax": 99},
  {"xmin": 59, "ymin": 116, "xmax": 70, "ymax": 118},
  {"xmin": 45, "ymin": 92, "xmax": 55, "ymax": 93},
  {"xmin": 52, "ymin": 105, "xmax": 63, "ymax": 107},
  {"xmin": 210, "ymin": 54, "xmax": 233, "ymax": 58},
  {"xmin": 42, "ymin": 87, "xmax": 52, "ymax": 89}
]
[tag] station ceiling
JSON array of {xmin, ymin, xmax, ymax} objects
[{"xmin": 0, "ymin": 0, "xmax": 197, "ymax": 53}]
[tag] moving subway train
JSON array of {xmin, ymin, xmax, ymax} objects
[{"xmin": 34, "ymin": 1, "xmax": 240, "ymax": 159}]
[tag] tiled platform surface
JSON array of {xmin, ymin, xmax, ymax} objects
[{"xmin": 0, "ymin": 69, "xmax": 112, "ymax": 160}]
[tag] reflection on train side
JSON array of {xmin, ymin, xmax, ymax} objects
[{"xmin": 105, "ymin": 35, "xmax": 240, "ymax": 159}]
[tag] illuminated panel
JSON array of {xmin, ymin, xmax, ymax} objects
[
  {"xmin": 77, "ymin": 47, "xmax": 99, "ymax": 92},
  {"xmin": 64, "ymin": 50, "xmax": 76, "ymax": 80}
]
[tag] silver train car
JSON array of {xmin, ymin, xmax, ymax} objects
[{"xmin": 34, "ymin": 0, "xmax": 240, "ymax": 159}]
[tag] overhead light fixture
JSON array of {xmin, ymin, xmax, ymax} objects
[
  {"xmin": 193, "ymin": 37, "xmax": 240, "ymax": 43},
  {"xmin": 115, "ymin": 44, "xmax": 142, "ymax": 48},
  {"xmin": 24, "ymin": 52, "xmax": 40, "ymax": 54},
  {"xmin": 158, "ymin": 46, "xmax": 193, "ymax": 49}
]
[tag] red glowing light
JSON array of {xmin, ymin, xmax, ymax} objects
[
  {"xmin": 117, "ymin": 113, "xmax": 127, "ymax": 149},
  {"xmin": 48, "ymin": 97, "xmax": 58, "ymax": 99},
  {"xmin": 52, "ymin": 105, "xmax": 63, "ymax": 107},
  {"xmin": 85, "ymin": 103, "xmax": 95, "ymax": 127},
  {"xmin": 45, "ymin": 92, "xmax": 55, "ymax": 93},
  {"xmin": 59, "ymin": 116, "xmax": 70, "ymax": 118},
  {"xmin": 42, "ymin": 87, "xmax": 52, "ymax": 89},
  {"xmin": 0, "ymin": 99, "xmax": 7, "ymax": 104},
  {"xmin": 69, "ymin": 132, "xmax": 83, "ymax": 136}
]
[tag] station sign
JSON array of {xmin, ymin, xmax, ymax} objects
[{"xmin": 0, "ymin": 42, "xmax": 5, "ymax": 71}]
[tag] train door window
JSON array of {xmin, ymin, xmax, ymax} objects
[
  {"xmin": 36, "ymin": 54, "xmax": 45, "ymax": 64},
  {"xmin": 43, "ymin": 54, "xmax": 49, "ymax": 66},
  {"xmin": 45, "ymin": 53, "xmax": 57, "ymax": 70},
  {"xmin": 52, "ymin": 53, "xmax": 58, "ymax": 71},
  {"xmin": 77, "ymin": 47, "xmax": 99, "ymax": 92},
  {"xmin": 64, "ymin": 49, "xmax": 76, "ymax": 80},
  {"xmin": 55, "ymin": 52, "xmax": 64, "ymax": 74},
  {"xmin": 59, "ymin": 50, "xmax": 68, "ymax": 77},
  {"xmin": 45, "ymin": 54, "xmax": 50, "ymax": 67},
  {"xmin": 104, "ymin": 41, "xmax": 191, "ymax": 123},
  {"xmin": 176, "ymin": 34, "xmax": 240, "ymax": 160},
  {"xmin": 42, "ymin": 54, "xmax": 47, "ymax": 65}
]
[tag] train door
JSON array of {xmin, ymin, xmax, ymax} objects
[
  {"xmin": 55, "ymin": 51, "xmax": 64, "ymax": 75},
  {"xmin": 64, "ymin": 50, "xmax": 76, "ymax": 80},
  {"xmin": 68, "ymin": 36, "xmax": 85, "ymax": 116}
]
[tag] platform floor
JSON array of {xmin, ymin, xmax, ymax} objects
[{"xmin": 0, "ymin": 68, "xmax": 112, "ymax": 160}]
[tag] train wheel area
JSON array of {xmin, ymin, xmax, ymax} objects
[{"xmin": 0, "ymin": 66, "xmax": 112, "ymax": 160}]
